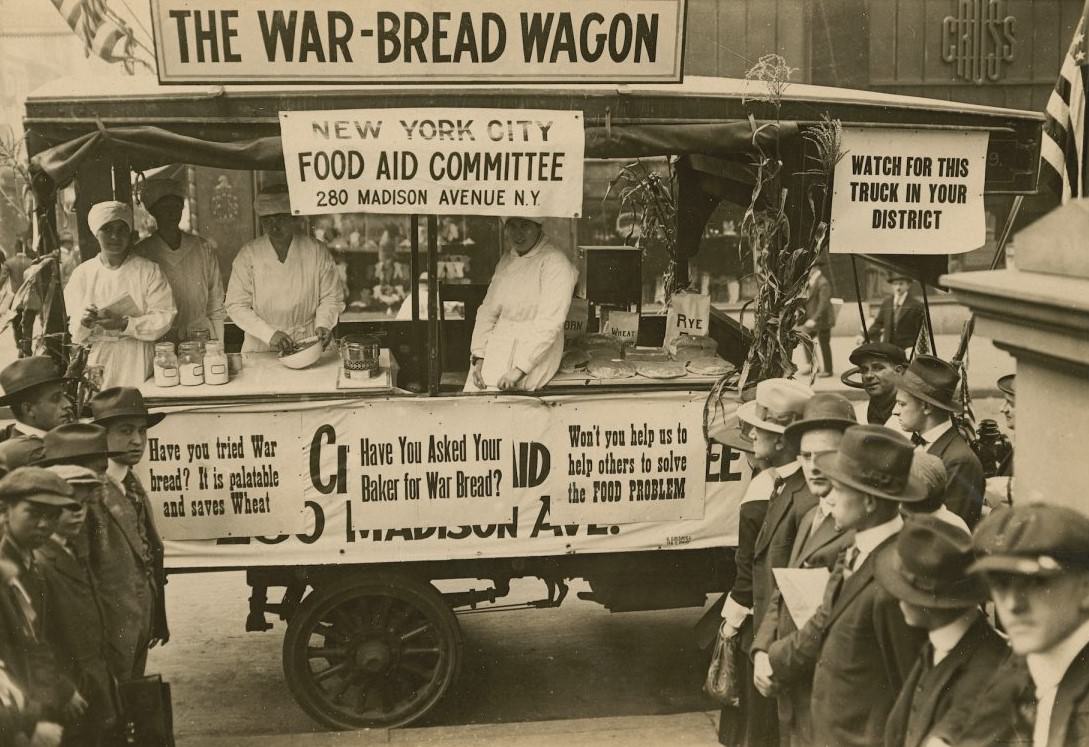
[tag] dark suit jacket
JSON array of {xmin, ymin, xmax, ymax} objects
[
  {"xmin": 751, "ymin": 470, "xmax": 816, "ymax": 644},
  {"xmin": 927, "ymin": 426, "xmax": 985, "ymax": 530},
  {"xmin": 868, "ymin": 294, "xmax": 924, "ymax": 350},
  {"xmin": 35, "ymin": 538, "xmax": 119, "ymax": 729},
  {"xmin": 85, "ymin": 474, "xmax": 167, "ymax": 679},
  {"xmin": 884, "ymin": 615, "xmax": 1010, "ymax": 747},
  {"xmin": 805, "ymin": 275, "xmax": 835, "ymax": 330},
  {"xmin": 810, "ymin": 536, "xmax": 927, "ymax": 747},
  {"xmin": 753, "ymin": 505, "xmax": 851, "ymax": 747}
]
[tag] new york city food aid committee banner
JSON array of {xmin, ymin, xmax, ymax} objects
[
  {"xmin": 150, "ymin": 0, "xmax": 686, "ymax": 83},
  {"xmin": 279, "ymin": 108, "xmax": 585, "ymax": 218},
  {"xmin": 139, "ymin": 392, "xmax": 751, "ymax": 567},
  {"xmin": 830, "ymin": 128, "xmax": 989, "ymax": 255}
]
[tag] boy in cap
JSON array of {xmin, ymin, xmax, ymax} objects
[
  {"xmin": 0, "ymin": 357, "xmax": 74, "ymax": 445},
  {"xmin": 894, "ymin": 355, "xmax": 984, "ymax": 530},
  {"xmin": 781, "ymin": 426, "xmax": 928, "ymax": 747},
  {"xmin": 866, "ymin": 274, "xmax": 924, "ymax": 351},
  {"xmin": 64, "ymin": 200, "xmax": 177, "ymax": 387},
  {"xmin": 135, "ymin": 175, "xmax": 226, "ymax": 342},
  {"xmin": 225, "ymin": 185, "xmax": 343, "ymax": 354},
  {"xmin": 36, "ymin": 465, "xmax": 120, "ymax": 745},
  {"xmin": 751, "ymin": 393, "xmax": 856, "ymax": 747},
  {"xmin": 0, "ymin": 468, "xmax": 85, "ymax": 730},
  {"xmin": 875, "ymin": 514, "xmax": 1008, "ymax": 747},
  {"xmin": 88, "ymin": 387, "xmax": 169, "ymax": 679},
  {"xmin": 717, "ymin": 378, "xmax": 813, "ymax": 747},
  {"xmin": 957, "ymin": 504, "xmax": 1089, "ymax": 747},
  {"xmin": 847, "ymin": 342, "xmax": 908, "ymax": 430}
]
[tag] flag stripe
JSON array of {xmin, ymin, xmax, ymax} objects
[{"xmin": 1040, "ymin": 1, "xmax": 1088, "ymax": 202}]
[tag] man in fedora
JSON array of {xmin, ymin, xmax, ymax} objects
[
  {"xmin": 752, "ymin": 392, "xmax": 856, "ymax": 747},
  {"xmin": 88, "ymin": 386, "xmax": 169, "ymax": 679},
  {"xmin": 717, "ymin": 378, "xmax": 813, "ymax": 747},
  {"xmin": 0, "ymin": 357, "xmax": 74, "ymax": 445},
  {"xmin": 949, "ymin": 504, "xmax": 1089, "ymax": 747},
  {"xmin": 866, "ymin": 274, "xmax": 924, "ymax": 352},
  {"xmin": 875, "ymin": 514, "xmax": 1008, "ymax": 747},
  {"xmin": 786, "ymin": 426, "xmax": 927, "ymax": 747},
  {"xmin": 33, "ymin": 423, "xmax": 121, "ymax": 476},
  {"xmin": 894, "ymin": 355, "xmax": 984, "ymax": 530},
  {"xmin": 847, "ymin": 342, "xmax": 909, "ymax": 431}
]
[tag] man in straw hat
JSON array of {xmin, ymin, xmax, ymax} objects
[
  {"xmin": 875, "ymin": 514, "xmax": 1008, "ymax": 747},
  {"xmin": 467, "ymin": 216, "xmax": 578, "ymax": 392},
  {"xmin": 894, "ymin": 355, "xmax": 984, "ymax": 530},
  {"xmin": 797, "ymin": 425, "xmax": 928, "ymax": 747},
  {"xmin": 0, "ymin": 357, "xmax": 74, "ymax": 446},
  {"xmin": 35, "ymin": 464, "xmax": 120, "ymax": 745},
  {"xmin": 716, "ymin": 378, "xmax": 813, "ymax": 747},
  {"xmin": 954, "ymin": 504, "xmax": 1089, "ymax": 747},
  {"xmin": 135, "ymin": 174, "xmax": 226, "ymax": 342},
  {"xmin": 63, "ymin": 200, "xmax": 177, "ymax": 387},
  {"xmin": 751, "ymin": 393, "xmax": 856, "ymax": 747},
  {"xmin": 87, "ymin": 387, "xmax": 169, "ymax": 679},
  {"xmin": 865, "ymin": 273, "xmax": 924, "ymax": 352},
  {"xmin": 225, "ymin": 185, "xmax": 344, "ymax": 354}
]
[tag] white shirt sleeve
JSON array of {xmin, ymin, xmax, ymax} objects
[
  {"xmin": 123, "ymin": 261, "xmax": 176, "ymax": 341},
  {"xmin": 513, "ymin": 252, "xmax": 578, "ymax": 374},
  {"xmin": 470, "ymin": 254, "xmax": 508, "ymax": 359},
  {"xmin": 225, "ymin": 246, "xmax": 277, "ymax": 345},
  {"xmin": 312, "ymin": 243, "xmax": 345, "ymax": 332},
  {"xmin": 64, "ymin": 265, "xmax": 91, "ymax": 344}
]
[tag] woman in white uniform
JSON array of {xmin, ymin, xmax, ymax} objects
[
  {"xmin": 64, "ymin": 201, "xmax": 176, "ymax": 387},
  {"xmin": 225, "ymin": 189, "xmax": 344, "ymax": 353},
  {"xmin": 467, "ymin": 217, "xmax": 578, "ymax": 392}
]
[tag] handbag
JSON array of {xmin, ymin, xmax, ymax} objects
[
  {"xmin": 118, "ymin": 674, "xmax": 176, "ymax": 747},
  {"xmin": 703, "ymin": 623, "xmax": 742, "ymax": 706}
]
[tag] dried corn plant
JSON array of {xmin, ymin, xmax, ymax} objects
[{"xmin": 604, "ymin": 160, "xmax": 681, "ymax": 301}]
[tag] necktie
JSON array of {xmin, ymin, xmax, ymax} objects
[
  {"xmin": 845, "ymin": 545, "xmax": 860, "ymax": 573},
  {"xmin": 911, "ymin": 432, "xmax": 927, "ymax": 447}
]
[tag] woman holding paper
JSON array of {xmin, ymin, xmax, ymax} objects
[
  {"xmin": 466, "ymin": 217, "xmax": 578, "ymax": 392},
  {"xmin": 65, "ymin": 201, "xmax": 176, "ymax": 386}
]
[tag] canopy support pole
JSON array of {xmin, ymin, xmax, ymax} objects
[
  {"xmin": 410, "ymin": 215, "xmax": 420, "ymax": 321},
  {"xmin": 850, "ymin": 255, "xmax": 869, "ymax": 343},
  {"xmin": 427, "ymin": 215, "xmax": 441, "ymax": 396},
  {"xmin": 990, "ymin": 195, "xmax": 1024, "ymax": 271},
  {"xmin": 920, "ymin": 281, "xmax": 937, "ymax": 355}
]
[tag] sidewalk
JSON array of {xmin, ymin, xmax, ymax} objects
[{"xmin": 177, "ymin": 712, "xmax": 723, "ymax": 747}]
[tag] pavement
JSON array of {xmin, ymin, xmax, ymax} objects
[{"xmin": 176, "ymin": 712, "xmax": 724, "ymax": 747}]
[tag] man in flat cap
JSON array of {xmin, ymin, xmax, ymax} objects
[
  {"xmin": 752, "ymin": 393, "xmax": 856, "ymax": 747},
  {"xmin": 875, "ymin": 514, "xmax": 1008, "ymax": 747},
  {"xmin": 866, "ymin": 274, "xmax": 924, "ymax": 352},
  {"xmin": 64, "ymin": 200, "xmax": 177, "ymax": 386},
  {"xmin": 135, "ymin": 174, "xmax": 226, "ymax": 343},
  {"xmin": 225, "ymin": 185, "xmax": 343, "ymax": 354},
  {"xmin": 782, "ymin": 426, "xmax": 928, "ymax": 747},
  {"xmin": 717, "ymin": 378, "xmax": 813, "ymax": 747},
  {"xmin": 0, "ymin": 357, "xmax": 74, "ymax": 448},
  {"xmin": 0, "ymin": 468, "xmax": 85, "ymax": 733},
  {"xmin": 957, "ymin": 504, "xmax": 1089, "ymax": 747},
  {"xmin": 848, "ymin": 342, "xmax": 909, "ymax": 431},
  {"xmin": 894, "ymin": 355, "xmax": 984, "ymax": 530}
]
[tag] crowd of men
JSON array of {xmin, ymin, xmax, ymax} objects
[
  {"xmin": 0, "ymin": 356, "xmax": 165, "ymax": 746},
  {"xmin": 706, "ymin": 344, "xmax": 1088, "ymax": 747}
]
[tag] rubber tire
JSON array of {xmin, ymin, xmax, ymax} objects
[{"xmin": 282, "ymin": 571, "xmax": 462, "ymax": 730}]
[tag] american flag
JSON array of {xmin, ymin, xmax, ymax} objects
[
  {"xmin": 48, "ymin": 0, "xmax": 137, "ymax": 65},
  {"xmin": 1041, "ymin": 0, "xmax": 1089, "ymax": 202}
]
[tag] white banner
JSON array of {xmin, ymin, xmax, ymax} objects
[
  {"xmin": 149, "ymin": 393, "xmax": 751, "ymax": 568},
  {"xmin": 829, "ymin": 128, "xmax": 989, "ymax": 255},
  {"xmin": 150, "ymin": 0, "xmax": 686, "ymax": 84},
  {"xmin": 279, "ymin": 107, "xmax": 585, "ymax": 217}
]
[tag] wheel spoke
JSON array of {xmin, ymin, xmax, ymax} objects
[
  {"xmin": 330, "ymin": 607, "xmax": 361, "ymax": 636},
  {"xmin": 399, "ymin": 623, "xmax": 432, "ymax": 642},
  {"xmin": 312, "ymin": 623, "xmax": 347, "ymax": 642},
  {"xmin": 312, "ymin": 661, "xmax": 351, "ymax": 683},
  {"xmin": 307, "ymin": 646, "xmax": 349, "ymax": 660},
  {"xmin": 401, "ymin": 646, "xmax": 440, "ymax": 656},
  {"xmin": 330, "ymin": 672, "xmax": 355, "ymax": 704}
]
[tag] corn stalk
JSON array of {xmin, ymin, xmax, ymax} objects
[{"xmin": 604, "ymin": 161, "xmax": 680, "ymax": 301}]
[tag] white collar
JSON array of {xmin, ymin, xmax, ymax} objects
[
  {"xmin": 816, "ymin": 493, "xmax": 835, "ymax": 518},
  {"xmin": 853, "ymin": 514, "xmax": 903, "ymax": 558},
  {"xmin": 775, "ymin": 461, "xmax": 801, "ymax": 480},
  {"xmin": 1027, "ymin": 618, "xmax": 1089, "ymax": 691},
  {"xmin": 106, "ymin": 459, "xmax": 130, "ymax": 489},
  {"xmin": 509, "ymin": 234, "xmax": 545, "ymax": 260},
  {"xmin": 739, "ymin": 469, "xmax": 776, "ymax": 506},
  {"xmin": 929, "ymin": 610, "xmax": 978, "ymax": 657},
  {"xmin": 13, "ymin": 423, "xmax": 47, "ymax": 439},
  {"xmin": 919, "ymin": 420, "xmax": 954, "ymax": 446}
]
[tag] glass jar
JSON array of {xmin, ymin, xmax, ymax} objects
[
  {"xmin": 178, "ymin": 341, "xmax": 205, "ymax": 386},
  {"xmin": 204, "ymin": 341, "xmax": 229, "ymax": 385},
  {"xmin": 152, "ymin": 342, "xmax": 179, "ymax": 388}
]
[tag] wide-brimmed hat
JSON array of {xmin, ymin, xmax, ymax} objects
[
  {"xmin": 0, "ymin": 467, "xmax": 79, "ymax": 508},
  {"xmin": 0, "ymin": 437, "xmax": 46, "ymax": 475},
  {"xmin": 997, "ymin": 374, "xmax": 1015, "ymax": 398},
  {"xmin": 784, "ymin": 393, "xmax": 858, "ymax": 449},
  {"xmin": 969, "ymin": 504, "xmax": 1089, "ymax": 577},
  {"xmin": 894, "ymin": 355, "xmax": 959, "ymax": 413},
  {"xmin": 814, "ymin": 425, "xmax": 928, "ymax": 503},
  {"xmin": 33, "ymin": 423, "xmax": 125, "ymax": 466},
  {"xmin": 90, "ymin": 387, "xmax": 166, "ymax": 427},
  {"xmin": 886, "ymin": 273, "xmax": 913, "ymax": 283},
  {"xmin": 0, "ymin": 356, "xmax": 70, "ymax": 405},
  {"xmin": 875, "ymin": 514, "xmax": 987, "ymax": 608},
  {"xmin": 849, "ymin": 342, "xmax": 907, "ymax": 368},
  {"xmin": 254, "ymin": 189, "xmax": 293, "ymax": 217},
  {"xmin": 737, "ymin": 378, "xmax": 813, "ymax": 434},
  {"xmin": 140, "ymin": 176, "xmax": 186, "ymax": 209}
]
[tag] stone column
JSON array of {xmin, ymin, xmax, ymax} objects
[{"xmin": 943, "ymin": 199, "xmax": 1089, "ymax": 511}]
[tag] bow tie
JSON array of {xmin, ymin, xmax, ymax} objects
[{"xmin": 911, "ymin": 433, "xmax": 927, "ymax": 447}]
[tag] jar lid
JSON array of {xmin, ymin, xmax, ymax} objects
[{"xmin": 155, "ymin": 342, "xmax": 175, "ymax": 352}]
